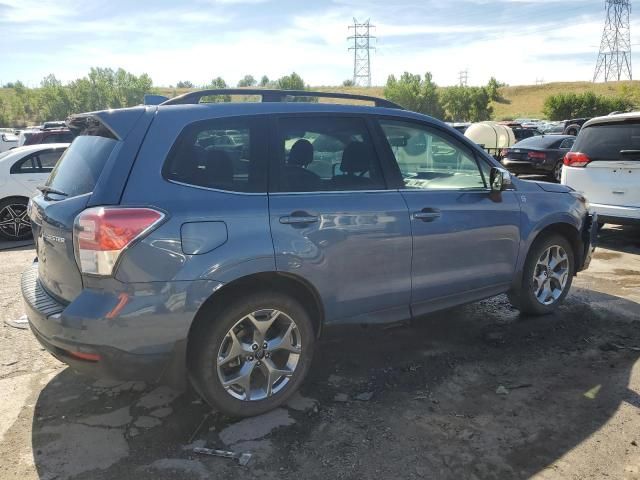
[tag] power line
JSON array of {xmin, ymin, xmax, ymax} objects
[
  {"xmin": 594, "ymin": 0, "xmax": 633, "ymax": 82},
  {"xmin": 348, "ymin": 18, "xmax": 375, "ymax": 87}
]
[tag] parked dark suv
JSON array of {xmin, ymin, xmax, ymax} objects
[{"xmin": 22, "ymin": 90, "xmax": 596, "ymax": 417}]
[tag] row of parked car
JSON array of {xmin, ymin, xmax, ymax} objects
[{"xmin": 0, "ymin": 122, "xmax": 73, "ymax": 153}]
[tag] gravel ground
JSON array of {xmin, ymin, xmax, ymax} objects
[{"xmin": 0, "ymin": 226, "xmax": 639, "ymax": 480}]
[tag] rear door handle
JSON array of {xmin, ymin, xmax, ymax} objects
[
  {"xmin": 280, "ymin": 213, "xmax": 319, "ymax": 225},
  {"xmin": 413, "ymin": 208, "xmax": 441, "ymax": 222}
]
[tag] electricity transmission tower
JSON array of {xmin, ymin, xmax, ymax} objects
[
  {"xmin": 458, "ymin": 70, "xmax": 469, "ymax": 86},
  {"xmin": 348, "ymin": 18, "xmax": 375, "ymax": 87},
  {"xmin": 593, "ymin": 0, "xmax": 633, "ymax": 82}
]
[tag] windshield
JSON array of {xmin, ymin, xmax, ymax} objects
[{"xmin": 46, "ymin": 135, "xmax": 118, "ymax": 197}]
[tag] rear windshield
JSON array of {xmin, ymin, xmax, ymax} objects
[
  {"xmin": 46, "ymin": 135, "xmax": 118, "ymax": 197},
  {"xmin": 514, "ymin": 135, "xmax": 562, "ymax": 149},
  {"xmin": 574, "ymin": 122, "xmax": 640, "ymax": 160}
]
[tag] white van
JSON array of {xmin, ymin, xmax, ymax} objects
[{"xmin": 562, "ymin": 112, "xmax": 640, "ymax": 226}]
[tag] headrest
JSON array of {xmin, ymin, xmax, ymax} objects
[
  {"xmin": 340, "ymin": 142, "xmax": 372, "ymax": 174},
  {"xmin": 288, "ymin": 139, "xmax": 314, "ymax": 167}
]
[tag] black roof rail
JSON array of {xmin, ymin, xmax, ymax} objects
[{"xmin": 160, "ymin": 88, "xmax": 404, "ymax": 110}]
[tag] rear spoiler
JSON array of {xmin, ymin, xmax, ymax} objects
[
  {"xmin": 144, "ymin": 94, "xmax": 169, "ymax": 105},
  {"xmin": 67, "ymin": 107, "xmax": 147, "ymax": 141}
]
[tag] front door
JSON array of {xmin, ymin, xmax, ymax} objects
[
  {"xmin": 268, "ymin": 115, "xmax": 412, "ymax": 325},
  {"xmin": 375, "ymin": 119, "xmax": 522, "ymax": 316}
]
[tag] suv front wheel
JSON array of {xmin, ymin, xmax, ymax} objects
[
  {"xmin": 508, "ymin": 234, "xmax": 575, "ymax": 315},
  {"xmin": 190, "ymin": 291, "xmax": 315, "ymax": 417}
]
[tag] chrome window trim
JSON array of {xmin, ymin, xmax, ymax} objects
[{"xmin": 165, "ymin": 178, "xmax": 266, "ymax": 196}]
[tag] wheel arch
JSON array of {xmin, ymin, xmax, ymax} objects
[{"xmin": 185, "ymin": 271, "xmax": 324, "ymax": 370}]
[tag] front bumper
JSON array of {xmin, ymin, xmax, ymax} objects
[
  {"xmin": 579, "ymin": 213, "xmax": 597, "ymax": 272},
  {"xmin": 590, "ymin": 203, "xmax": 640, "ymax": 226},
  {"xmin": 21, "ymin": 262, "xmax": 222, "ymax": 385}
]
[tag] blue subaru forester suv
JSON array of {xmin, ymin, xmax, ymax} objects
[{"xmin": 22, "ymin": 90, "xmax": 596, "ymax": 417}]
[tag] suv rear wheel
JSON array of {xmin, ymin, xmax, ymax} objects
[
  {"xmin": 508, "ymin": 234, "xmax": 575, "ymax": 315},
  {"xmin": 190, "ymin": 291, "xmax": 315, "ymax": 417}
]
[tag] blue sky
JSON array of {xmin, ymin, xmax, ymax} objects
[{"xmin": 0, "ymin": 0, "xmax": 624, "ymax": 87}]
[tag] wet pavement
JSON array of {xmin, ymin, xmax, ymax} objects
[{"xmin": 0, "ymin": 225, "xmax": 639, "ymax": 479}]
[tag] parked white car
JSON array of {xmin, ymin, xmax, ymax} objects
[
  {"xmin": 0, "ymin": 143, "xmax": 68, "ymax": 240},
  {"xmin": 562, "ymin": 112, "xmax": 640, "ymax": 226},
  {"xmin": 0, "ymin": 132, "xmax": 18, "ymax": 152}
]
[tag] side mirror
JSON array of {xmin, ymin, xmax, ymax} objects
[{"xmin": 490, "ymin": 167, "xmax": 512, "ymax": 192}]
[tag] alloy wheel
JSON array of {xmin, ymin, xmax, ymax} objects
[
  {"xmin": 0, "ymin": 203, "xmax": 31, "ymax": 240},
  {"xmin": 216, "ymin": 309, "xmax": 302, "ymax": 401},
  {"xmin": 532, "ymin": 245, "xmax": 570, "ymax": 305}
]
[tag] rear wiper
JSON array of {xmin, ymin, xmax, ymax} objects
[{"xmin": 37, "ymin": 185, "xmax": 68, "ymax": 197}]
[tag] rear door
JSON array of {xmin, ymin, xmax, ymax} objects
[
  {"xmin": 31, "ymin": 135, "xmax": 120, "ymax": 302},
  {"xmin": 268, "ymin": 114, "xmax": 412, "ymax": 325},
  {"xmin": 30, "ymin": 108, "xmax": 152, "ymax": 303},
  {"xmin": 570, "ymin": 121, "xmax": 640, "ymax": 208},
  {"xmin": 375, "ymin": 118, "xmax": 521, "ymax": 316}
]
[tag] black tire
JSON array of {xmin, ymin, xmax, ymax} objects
[
  {"xmin": 0, "ymin": 197, "xmax": 32, "ymax": 241},
  {"xmin": 564, "ymin": 124, "xmax": 581, "ymax": 136},
  {"xmin": 508, "ymin": 234, "xmax": 575, "ymax": 315},
  {"xmin": 189, "ymin": 291, "xmax": 315, "ymax": 417},
  {"xmin": 550, "ymin": 160, "xmax": 563, "ymax": 183}
]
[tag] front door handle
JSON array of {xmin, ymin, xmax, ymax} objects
[
  {"xmin": 280, "ymin": 212, "xmax": 319, "ymax": 225},
  {"xmin": 413, "ymin": 208, "xmax": 441, "ymax": 222}
]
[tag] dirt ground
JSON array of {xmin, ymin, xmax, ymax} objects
[{"xmin": 0, "ymin": 226, "xmax": 639, "ymax": 480}]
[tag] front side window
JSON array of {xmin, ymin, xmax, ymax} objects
[
  {"xmin": 379, "ymin": 120, "xmax": 487, "ymax": 190},
  {"xmin": 163, "ymin": 118, "xmax": 265, "ymax": 193},
  {"xmin": 275, "ymin": 116, "xmax": 385, "ymax": 192}
]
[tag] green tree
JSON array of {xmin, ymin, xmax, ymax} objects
[
  {"xmin": 201, "ymin": 77, "xmax": 230, "ymax": 102},
  {"xmin": 237, "ymin": 75, "xmax": 257, "ymax": 87},
  {"xmin": 259, "ymin": 75, "xmax": 270, "ymax": 87},
  {"xmin": 487, "ymin": 77, "xmax": 506, "ymax": 102},
  {"xmin": 384, "ymin": 72, "xmax": 444, "ymax": 119},
  {"xmin": 176, "ymin": 80, "xmax": 194, "ymax": 88},
  {"xmin": 440, "ymin": 85, "xmax": 493, "ymax": 122},
  {"xmin": 342, "ymin": 79, "xmax": 355, "ymax": 87},
  {"xmin": 543, "ymin": 92, "xmax": 632, "ymax": 120},
  {"xmin": 275, "ymin": 72, "xmax": 306, "ymax": 90}
]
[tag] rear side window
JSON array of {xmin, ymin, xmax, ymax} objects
[
  {"xmin": 574, "ymin": 123, "xmax": 640, "ymax": 160},
  {"xmin": 163, "ymin": 117, "xmax": 266, "ymax": 193},
  {"xmin": 10, "ymin": 149, "xmax": 64, "ymax": 174},
  {"xmin": 274, "ymin": 116, "xmax": 386, "ymax": 192},
  {"xmin": 46, "ymin": 135, "xmax": 118, "ymax": 197}
]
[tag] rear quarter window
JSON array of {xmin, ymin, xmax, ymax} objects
[{"xmin": 574, "ymin": 123, "xmax": 640, "ymax": 160}]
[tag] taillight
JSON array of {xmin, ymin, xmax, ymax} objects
[
  {"xmin": 528, "ymin": 151, "xmax": 546, "ymax": 160},
  {"xmin": 564, "ymin": 152, "xmax": 591, "ymax": 167},
  {"xmin": 74, "ymin": 207, "xmax": 164, "ymax": 276}
]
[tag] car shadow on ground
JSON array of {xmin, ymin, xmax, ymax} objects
[
  {"xmin": 30, "ymin": 287, "xmax": 640, "ymax": 479},
  {"xmin": 598, "ymin": 224, "xmax": 640, "ymax": 255}
]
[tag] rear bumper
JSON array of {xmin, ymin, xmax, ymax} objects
[
  {"xmin": 21, "ymin": 262, "xmax": 223, "ymax": 385},
  {"xmin": 590, "ymin": 203, "xmax": 640, "ymax": 225},
  {"xmin": 502, "ymin": 159, "xmax": 554, "ymax": 175}
]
